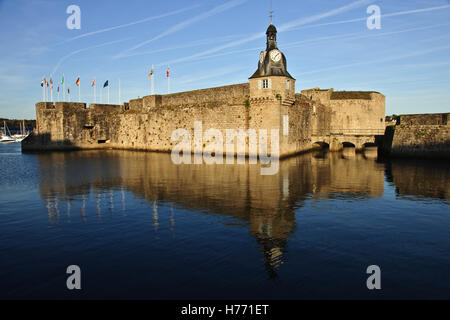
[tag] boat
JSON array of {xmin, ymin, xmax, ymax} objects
[
  {"xmin": 1, "ymin": 120, "xmax": 16, "ymax": 143},
  {"xmin": 12, "ymin": 120, "xmax": 29, "ymax": 142}
]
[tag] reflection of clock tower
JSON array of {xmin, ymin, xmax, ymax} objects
[{"xmin": 249, "ymin": 23, "xmax": 295, "ymax": 101}]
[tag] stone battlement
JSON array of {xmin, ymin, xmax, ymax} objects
[{"xmin": 129, "ymin": 83, "xmax": 249, "ymax": 112}]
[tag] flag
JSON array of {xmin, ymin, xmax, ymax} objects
[
  {"xmin": 61, "ymin": 75, "xmax": 64, "ymax": 84},
  {"xmin": 57, "ymin": 86, "xmax": 59, "ymax": 92},
  {"xmin": 166, "ymin": 66, "xmax": 170, "ymax": 78},
  {"xmin": 50, "ymin": 78, "xmax": 53, "ymax": 85},
  {"xmin": 91, "ymin": 79, "xmax": 96, "ymax": 87},
  {"xmin": 68, "ymin": 88, "xmax": 70, "ymax": 94},
  {"xmin": 41, "ymin": 78, "xmax": 44, "ymax": 87},
  {"xmin": 76, "ymin": 77, "xmax": 80, "ymax": 86},
  {"xmin": 103, "ymin": 80, "xmax": 109, "ymax": 88},
  {"xmin": 148, "ymin": 66, "xmax": 154, "ymax": 78}
]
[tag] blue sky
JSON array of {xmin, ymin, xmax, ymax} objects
[{"xmin": 0, "ymin": 0, "xmax": 449, "ymax": 119}]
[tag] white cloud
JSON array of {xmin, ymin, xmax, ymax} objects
[
  {"xmin": 60, "ymin": 4, "xmax": 200, "ymax": 44},
  {"xmin": 113, "ymin": 0, "xmax": 249, "ymax": 59},
  {"xmin": 156, "ymin": 0, "xmax": 375, "ymax": 66},
  {"xmin": 51, "ymin": 38, "xmax": 131, "ymax": 76}
]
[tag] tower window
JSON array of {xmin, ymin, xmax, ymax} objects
[
  {"xmin": 263, "ymin": 79, "xmax": 269, "ymax": 89},
  {"xmin": 286, "ymin": 80, "xmax": 290, "ymax": 90}
]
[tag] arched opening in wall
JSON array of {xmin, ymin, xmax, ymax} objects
[
  {"xmin": 313, "ymin": 141, "xmax": 329, "ymax": 149},
  {"xmin": 363, "ymin": 142, "xmax": 377, "ymax": 148},
  {"xmin": 342, "ymin": 142, "xmax": 356, "ymax": 148},
  {"xmin": 362, "ymin": 142, "xmax": 378, "ymax": 159},
  {"xmin": 341, "ymin": 142, "xmax": 356, "ymax": 158}
]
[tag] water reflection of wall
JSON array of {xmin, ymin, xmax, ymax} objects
[
  {"xmin": 36, "ymin": 150, "xmax": 385, "ymax": 277},
  {"xmin": 389, "ymin": 159, "xmax": 450, "ymax": 201}
]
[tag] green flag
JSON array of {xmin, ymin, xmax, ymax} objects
[{"xmin": 61, "ymin": 75, "xmax": 65, "ymax": 84}]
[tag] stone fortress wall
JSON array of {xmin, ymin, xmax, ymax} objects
[
  {"xmin": 24, "ymin": 82, "xmax": 388, "ymax": 158},
  {"xmin": 302, "ymin": 89, "xmax": 386, "ymax": 131},
  {"xmin": 383, "ymin": 113, "xmax": 450, "ymax": 158},
  {"xmin": 29, "ymin": 84, "xmax": 252, "ymax": 153},
  {"xmin": 301, "ymin": 87, "xmax": 385, "ymax": 150}
]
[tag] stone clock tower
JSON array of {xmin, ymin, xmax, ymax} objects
[
  {"xmin": 247, "ymin": 23, "xmax": 298, "ymax": 159},
  {"xmin": 249, "ymin": 23, "xmax": 295, "ymax": 101}
]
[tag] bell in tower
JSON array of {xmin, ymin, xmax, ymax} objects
[{"xmin": 266, "ymin": 24, "xmax": 277, "ymax": 50}]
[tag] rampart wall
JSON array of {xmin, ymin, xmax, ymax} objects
[
  {"xmin": 24, "ymin": 83, "xmax": 332, "ymax": 158},
  {"xmin": 382, "ymin": 113, "xmax": 450, "ymax": 159},
  {"xmin": 301, "ymin": 88, "xmax": 385, "ymax": 136}
]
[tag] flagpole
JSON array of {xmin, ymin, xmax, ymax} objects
[
  {"xmin": 100, "ymin": 87, "xmax": 102, "ymax": 104},
  {"xmin": 118, "ymin": 79, "xmax": 121, "ymax": 105},
  {"xmin": 151, "ymin": 76, "xmax": 154, "ymax": 95},
  {"xmin": 58, "ymin": 88, "xmax": 60, "ymax": 102},
  {"xmin": 50, "ymin": 78, "xmax": 53, "ymax": 103},
  {"xmin": 108, "ymin": 85, "xmax": 110, "ymax": 104},
  {"xmin": 94, "ymin": 82, "xmax": 96, "ymax": 103},
  {"xmin": 151, "ymin": 64, "xmax": 154, "ymax": 95},
  {"xmin": 63, "ymin": 74, "xmax": 65, "ymax": 101},
  {"xmin": 168, "ymin": 65, "xmax": 170, "ymax": 94}
]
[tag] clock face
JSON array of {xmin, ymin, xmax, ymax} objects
[
  {"xmin": 259, "ymin": 51, "xmax": 265, "ymax": 64},
  {"xmin": 270, "ymin": 50, "xmax": 282, "ymax": 62}
]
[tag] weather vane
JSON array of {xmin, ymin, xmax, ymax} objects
[{"xmin": 269, "ymin": 0, "xmax": 274, "ymax": 24}]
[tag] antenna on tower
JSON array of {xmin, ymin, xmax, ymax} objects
[{"xmin": 269, "ymin": 0, "xmax": 274, "ymax": 24}]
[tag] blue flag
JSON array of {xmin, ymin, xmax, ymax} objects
[{"xmin": 103, "ymin": 80, "xmax": 109, "ymax": 88}]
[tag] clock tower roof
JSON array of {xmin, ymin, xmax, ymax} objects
[
  {"xmin": 249, "ymin": 23, "xmax": 294, "ymax": 80},
  {"xmin": 266, "ymin": 23, "xmax": 277, "ymax": 35}
]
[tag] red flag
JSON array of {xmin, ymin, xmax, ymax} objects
[
  {"xmin": 166, "ymin": 66, "xmax": 170, "ymax": 78},
  {"xmin": 91, "ymin": 79, "xmax": 96, "ymax": 87},
  {"xmin": 148, "ymin": 66, "xmax": 154, "ymax": 78},
  {"xmin": 76, "ymin": 77, "xmax": 80, "ymax": 86}
]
